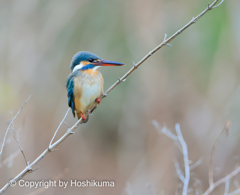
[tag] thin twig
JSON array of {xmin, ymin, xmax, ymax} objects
[
  {"xmin": 227, "ymin": 188, "xmax": 240, "ymax": 195},
  {"xmin": 10, "ymin": 111, "xmax": 28, "ymax": 166},
  {"xmin": 175, "ymin": 124, "xmax": 190, "ymax": 195},
  {"xmin": 209, "ymin": 121, "xmax": 231, "ymax": 188},
  {"xmin": 224, "ymin": 180, "xmax": 230, "ymax": 195},
  {"xmin": 213, "ymin": 0, "xmax": 225, "ymax": 8},
  {"xmin": 153, "ymin": 121, "xmax": 190, "ymax": 194},
  {"xmin": 12, "ymin": 128, "xmax": 28, "ymax": 166},
  {"xmin": 202, "ymin": 120, "xmax": 240, "ymax": 195},
  {"xmin": 190, "ymin": 158, "xmax": 203, "ymax": 171},
  {"xmin": 0, "ymin": 0, "xmax": 225, "ymax": 193},
  {"xmin": 152, "ymin": 120, "xmax": 178, "ymax": 140},
  {"xmin": 0, "ymin": 96, "xmax": 31, "ymax": 158},
  {"xmin": 174, "ymin": 159, "xmax": 185, "ymax": 183},
  {"xmin": 83, "ymin": 0, "xmax": 225, "ymax": 120},
  {"xmin": 152, "ymin": 120, "xmax": 182, "ymax": 152},
  {"xmin": 234, "ymin": 180, "xmax": 240, "ymax": 189},
  {"xmin": 0, "ymin": 116, "xmax": 83, "ymax": 194},
  {"xmin": 49, "ymin": 108, "xmax": 70, "ymax": 147},
  {"xmin": 203, "ymin": 166, "xmax": 240, "ymax": 195},
  {"xmin": 63, "ymin": 122, "xmax": 69, "ymax": 128}
]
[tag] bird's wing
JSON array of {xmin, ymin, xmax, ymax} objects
[{"xmin": 66, "ymin": 73, "xmax": 75, "ymax": 117}]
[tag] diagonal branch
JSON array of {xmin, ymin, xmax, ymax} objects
[
  {"xmin": 49, "ymin": 108, "xmax": 70, "ymax": 147},
  {"xmin": 227, "ymin": 188, "xmax": 240, "ymax": 195},
  {"xmin": 0, "ymin": 0, "xmax": 225, "ymax": 194},
  {"xmin": 203, "ymin": 166, "xmax": 240, "ymax": 195},
  {"xmin": 83, "ymin": 0, "xmax": 225, "ymax": 119},
  {"xmin": 0, "ymin": 95, "xmax": 31, "ymax": 158},
  {"xmin": 11, "ymin": 124, "xmax": 28, "ymax": 166},
  {"xmin": 202, "ymin": 121, "xmax": 240, "ymax": 195},
  {"xmin": 0, "ymin": 116, "xmax": 82, "ymax": 194}
]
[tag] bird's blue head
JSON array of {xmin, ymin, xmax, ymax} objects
[{"xmin": 70, "ymin": 51, "xmax": 124, "ymax": 72}]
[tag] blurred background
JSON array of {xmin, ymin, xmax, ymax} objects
[{"xmin": 0, "ymin": 0, "xmax": 239, "ymax": 194}]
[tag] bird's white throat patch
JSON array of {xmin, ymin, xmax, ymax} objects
[
  {"xmin": 73, "ymin": 63, "xmax": 100, "ymax": 72},
  {"xmin": 73, "ymin": 62, "xmax": 84, "ymax": 72}
]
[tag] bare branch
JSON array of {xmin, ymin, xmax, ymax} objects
[
  {"xmin": 63, "ymin": 122, "xmax": 69, "ymax": 128},
  {"xmin": 164, "ymin": 34, "xmax": 172, "ymax": 47},
  {"xmin": 209, "ymin": 121, "xmax": 231, "ymax": 188},
  {"xmin": 10, "ymin": 111, "xmax": 28, "ymax": 166},
  {"xmin": 152, "ymin": 120, "xmax": 178, "ymax": 141},
  {"xmin": 0, "ymin": 0, "xmax": 225, "ymax": 193},
  {"xmin": 234, "ymin": 180, "xmax": 240, "ymax": 189},
  {"xmin": 49, "ymin": 108, "xmax": 70, "ymax": 147},
  {"xmin": 203, "ymin": 166, "xmax": 240, "ymax": 195},
  {"xmin": 174, "ymin": 159, "xmax": 185, "ymax": 183},
  {"xmin": 12, "ymin": 128, "xmax": 28, "ymax": 166},
  {"xmin": 224, "ymin": 180, "xmax": 230, "ymax": 195},
  {"xmin": 83, "ymin": 0, "xmax": 225, "ymax": 120},
  {"xmin": 0, "ymin": 96, "xmax": 31, "ymax": 158},
  {"xmin": 175, "ymin": 124, "xmax": 190, "ymax": 195},
  {"xmin": 152, "ymin": 120, "xmax": 183, "ymax": 152},
  {"xmin": 0, "ymin": 115, "xmax": 83, "ymax": 194},
  {"xmin": 227, "ymin": 188, "xmax": 240, "ymax": 195},
  {"xmin": 189, "ymin": 158, "xmax": 203, "ymax": 171},
  {"xmin": 213, "ymin": 0, "xmax": 225, "ymax": 8},
  {"xmin": 201, "ymin": 120, "xmax": 240, "ymax": 195},
  {"xmin": 153, "ymin": 121, "xmax": 190, "ymax": 194},
  {"xmin": 133, "ymin": 61, "xmax": 138, "ymax": 69}
]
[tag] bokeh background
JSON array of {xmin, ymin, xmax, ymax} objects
[{"xmin": 0, "ymin": 0, "xmax": 239, "ymax": 194}]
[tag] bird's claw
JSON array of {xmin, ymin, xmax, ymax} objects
[
  {"xmin": 95, "ymin": 98, "xmax": 101, "ymax": 104},
  {"xmin": 80, "ymin": 112, "xmax": 86, "ymax": 121}
]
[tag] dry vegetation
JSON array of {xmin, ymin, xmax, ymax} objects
[{"xmin": 0, "ymin": 0, "xmax": 239, "ymax": 194}]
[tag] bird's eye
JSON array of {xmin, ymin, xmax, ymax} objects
[{"xmin": 88, "ymin": 58, "xmax": 94, "ymax": 62}]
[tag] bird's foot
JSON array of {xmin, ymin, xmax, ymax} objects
[
  {"xmin": 80, "ymin": 112, "xmax": 86, "ymax": 121},
  {"xmin": 95, "ymin": 98, "xmax": 101, "ymax": 104}
]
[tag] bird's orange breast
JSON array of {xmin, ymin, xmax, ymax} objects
[
  {"xmin": 84, "ymin": 69, "xmax": 98, "ymax": 76},
  {"xmin": 74, "ymin": 70, "xmax": 103, "ymax": 115}
]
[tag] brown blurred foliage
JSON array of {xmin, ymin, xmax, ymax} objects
[{"xmin": 0, "ymin": 0, "xmax": 239, "ymax": 194}]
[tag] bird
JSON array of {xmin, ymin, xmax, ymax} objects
[{"xmin": 66, "ymin": 51, "xmax": 124, "ymax": 122}]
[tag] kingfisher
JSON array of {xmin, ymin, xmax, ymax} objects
[{"xmin": 66, "ymin": 51, "xmax": 124, "ymax": 122}]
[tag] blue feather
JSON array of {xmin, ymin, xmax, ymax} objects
[
  {"xmin": 80, "ymin": 64, "xmax": 94, "ymax": 70},
  {"xmin": 66, "ymin": 74, "xmax": 75, "ymax": 117},
  {"xmin": 70, "ymin": 51, "xmax": 100, "ymax": 71}
]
